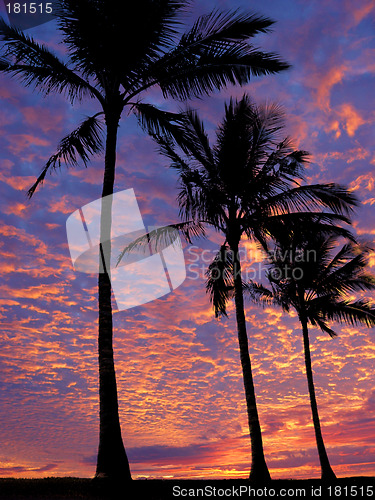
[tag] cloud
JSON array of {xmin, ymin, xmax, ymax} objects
[
  {"xmin": 22, "ymin": 107, "xmax": 64, "ymax": 134},
  {"xmin": 0, "ymin": 174, "xmax": 38, "ymax": 192},
  {"xmin": 6, "ymin": 134, "xmax": 50, "ymax": 156},
  {"xmin": 336, "ymin": 104, "xmax": 366, "ymax": 137},
  {"xmin": 350, "ymin": 1, "xmax": 375, "ymax": 26},
  {"xmin": 349, "ymin": 173, "xmax": 375, "ymax": 192},
  {"xmin": 0, "ymin": 463, "xmax": 59, "ymax": 476}
]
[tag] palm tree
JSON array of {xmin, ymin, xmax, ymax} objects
[
  {"xmin": 151, "ymin": 95, "xmax": 357, "ymax": 481},
  {"xmin": 0, "ymin": 1, "xmax": 291, "ymax": 480},
  {"xmin": 250, "ymin": 229, "xmax": 375, "ymax": 481}
]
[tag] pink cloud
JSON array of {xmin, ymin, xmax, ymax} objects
[
  {"xmin": 7, "ymin": 134, "xmax": 50, "ymax": 151},
  {"xmin": 22, "ymin": 107, "xmax": 64, "ymax": 134},
  {"xmin": 336, "ymin": 104, "xmax": 366, "ymax": 137}
]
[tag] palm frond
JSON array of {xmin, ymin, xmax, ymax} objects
[
  {"xmin": 178, "ymin": 109, "xmax": 216, "ymax": 170},
  {"xmin": 245, "ymin": 212, "xmax": 354, "ymax": 246},
  {"xmin": 276, "ymin": 149, "xmax": 310, "ymax": 179},
  {"xmin": 321, "ymin": 242, "xmax": 356, "ymax": 274},
  {"xmin": 306, "ymin": 184, "xmax": 358, "ymax": 215},
  {"xmin": 309, "ymin": 316, "xmax": 338, "ymax": 338},
  {"xmin": 132, "ymin": 102, "xmax": 188, "ymax": 143},
  {"xmin": 0, "ymin": 20, "xmax": 101, "ymax": 104},
  {"xmin": 27, "ymin": 113, "xmax": 105, "ymax": 198},
  {"xmin": 0, "ymin": 57, "xmax": 10, "ymax": 71},
  {"xmin": 182, "ymin": 9, "xmax": 276, "ymax": 45},
  {"xmin": 131, "ymin": 9, "xmax": 289, "ymax": 100},
  {"xmin": 242, "ymin": 281, "xmax": 275, "ymax": 307},
  {"xmin": 116, "ymin": 221, "xmax": 205, "ymax": 268},
  {"xmin": 319, "ymin": 300, "xmax": 375, "ymax": 328},
  {"xmin": 266, "ymin": 211, "xmax": 352, "ymax": 226},
  {"xmin": 316, "ymin": 252, "xmax": 375, "ymax": 295},
  {"xmin": 260, "ymin": 183, "xmax": 358, "ymax": 216},
  {"xmin": 156, "ymin": 46, "xmax": 290, "ymax": 101},
  {"xmin": 152, "ymin": 134, "xmax": 192, "ymax": 172},
  {"xmin": 259, "ymin": 139, "xmax": 309, "ymax": 180}
]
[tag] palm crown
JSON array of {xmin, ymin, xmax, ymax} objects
[
  {"xmin": 265, "ymin": 232, "xmax": 375, "ymax": 336},
  {"xmin": 156, "ymin": 95, "xmax": 356, "ymax": 250},
  {"xmin": 0, "ymin": 0, "xmax": 291, "ymax": 196}
]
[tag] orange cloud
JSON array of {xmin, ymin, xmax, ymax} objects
[
  {"xmin": 48, "ymin": 195, "xmax": 83, "ymax": 215},
  {"xmin": 0, "ymin": 283, "xmax": 68, "ymax": 302},
  {"xmin": 349, "ymin": 173, "xmax": 375, "ymax": 192},
  {"xmin": 3, "ymin": 202, "xmax": 29, "ymax": 217},
  {"xmin": 326, "ymin": 120, "xmax": 341, "ymax": 139},
  {"xmin": 363, "ymin": 198, "xmax": 375, "ymax": 206},
  {"xmin": 351, "ymin": 1, "xmax": 375, "ymax": 25},
  {"xmin": 314, "ymin": 65, "xmax": 348, "ymax": 111},
  {"xmin": 0, "ymin": 173, "xmax": 38, "ymax": 192},
  {"xmin": 336, "ymin": 103, "xmax": 366, "ymax": 137}
]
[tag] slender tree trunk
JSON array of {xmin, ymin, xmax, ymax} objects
[
  {"xmin": 299, "ymin": 313, "xmax": 336, "ymax": 482},
  {"xmin": 231, "ymin": 242, "xmax": 271, "ymax": 483},
  {"xmin": 95, "ymin": 108, "xmax": 131, "ymax": 481}
]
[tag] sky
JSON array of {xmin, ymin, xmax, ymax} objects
[{"xmin": 0, "ymin": 0, "xmax": 375, "ymax": 481}]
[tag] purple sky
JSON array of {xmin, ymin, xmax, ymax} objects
[{"xmin": 0, "ymin": 0, "xmax": 375, "ymax": 480}]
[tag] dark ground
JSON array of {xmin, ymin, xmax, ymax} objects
[{"xmin": 0, "ymin": 477, "xmax": 374, "ymax": 500}]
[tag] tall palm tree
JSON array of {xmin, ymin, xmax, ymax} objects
[
  {"xmin": 250, "ymin": 229, "xmax": 375, "ymax": 481},
  {"xmin": 0, "ymin": 1, "xmax": 291, "ymax": 480},
  {"xmin": 151, "ymin": 95, "xmax": 357, "ymax": 481}
]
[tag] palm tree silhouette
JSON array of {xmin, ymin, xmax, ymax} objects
[
  {"xmin": 250, "ymin": 229, "xmax": 375, "ymax": 481},
  {"xmin": 152, "ymin": 95, "xmax": 357, "ymax": 481},
  {"xmin": 0, "ymin": 1, "xmax": 291, "ymax": 480}
]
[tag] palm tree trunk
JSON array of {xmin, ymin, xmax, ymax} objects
[
  {"xmin": 299, "ymin": 313, "xmax": 336, "ymax": 482},
  {"xmin": 95, "ymin": 108, "xmax": 131, "ymax": 481},
  {"xmin": 231, "ymin": 242, "xmax": 271, "ymax": 483}
]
